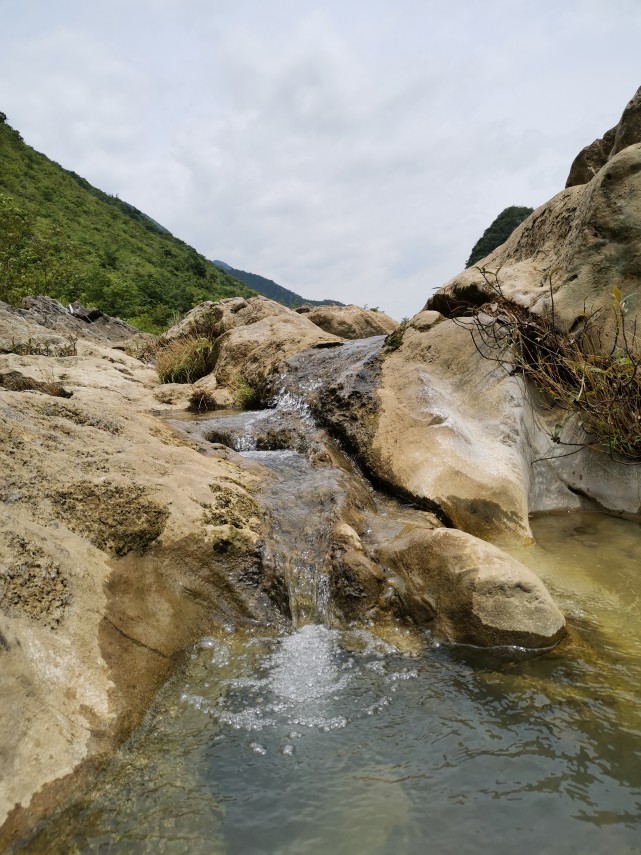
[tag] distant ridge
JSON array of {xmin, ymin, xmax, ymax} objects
[
  {"xmin": 213, "ymin": 262, "xmax": 344, "ymax": 308},
  {"xmin": 0, "ymin": 112, "xmax": 257, "ymax": 331}
]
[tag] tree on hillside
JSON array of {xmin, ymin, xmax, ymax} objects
[
  {"xmin": 0, "ymin": 194, "xmax": 84, "ymax": 303},
  {"xmin": 465, "ymin": 205, "xmax": 533, "ymax": 268}
]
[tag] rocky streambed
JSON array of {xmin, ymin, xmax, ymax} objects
[
  {"xmin": 4, "ymin": 86, "xmax": 641, "ymax": 851},
  {"xmin": 18, "ymin": 417, "xmax": 641, "ymax": 853}
]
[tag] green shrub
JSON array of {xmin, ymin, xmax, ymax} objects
[
  {"xmin": 234, "ymin": 378, "xmax": 261, "ymax": 410},
  {"xmin": 383, "ymin": 318, "xmax": 408, "ymax": 352},
  {"xmin": 155, "ymin": 336, "xmax": 216, "ymax": 384}
]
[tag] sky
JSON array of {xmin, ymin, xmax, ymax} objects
[{"xmin": 1, "ymin": 1, "xmax": 640, "ymax": 320}]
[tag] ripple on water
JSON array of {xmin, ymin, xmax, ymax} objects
[{"xmin": 20, "ymin": 513, "xmax": 641, "ymax": 855}]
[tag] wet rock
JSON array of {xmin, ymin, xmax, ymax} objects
[
  {"xmin": 371, "ymin": 319, "xmax": 533, "ymax": 541},
  {"xmin": 0, "ymin": 308, "xmax": 276, "ymax": 849},
  {"xmin": 376, "ymin": 528, "xmax": 566, "ymax": 648},
  {"xmin": 214, "ymin": 310, "xmax": 342, "ymax": 389},
  {"xmin": 297, "ymin": 304, "xmax": 398, "ymax": 340},
  {"xmin": 278, "ymin": 336, "xmax": 384, "ymax": 468}
]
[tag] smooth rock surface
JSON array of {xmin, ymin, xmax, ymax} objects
[
  {"xmin": 297, "ymin": 304, "xmax": 398, "ymax": 340},
  {"xmin": 376, "ymin": 527, "xmax": 566, "ymax": 648}
]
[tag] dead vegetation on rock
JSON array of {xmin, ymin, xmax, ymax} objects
[{"xmin": 455, "ymin": 268, "xmax": 641, "ymax": 462}]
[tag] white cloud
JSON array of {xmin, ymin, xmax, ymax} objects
[{"xmin": 1, "ymin": 0, "xmax": 640, "ymax": 318}]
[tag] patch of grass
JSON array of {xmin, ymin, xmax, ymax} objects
[
  {"xmin": 9, "ymin": 335, "xmax": 77, "ymax": 357},
  {"xmin": 188, "ymin": 388, "xmax": 218, "ymax": 412},
  {"xmin": 383, "ymin": 318, "xmax": 408, "ymax": 352},
  {"xmin": 155, "ymin": 336, "xmax": 216, "ymax": 384},
  {"xmin": 233, "ymin": 377, "xmax": 261, "ymax": 410},
  {"xmin": 0, "ymin": 369, "xmax": 72, "ymax": 398}
]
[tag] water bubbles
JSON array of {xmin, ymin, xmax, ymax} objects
[
  {"xmin": 249, "ymin": 742, "xmax": 267, "ymax": 755},
  {"xmin": 386, "ymin": 668, "xmax": 419, "ymax": 683},
  {"xmin": 281, "ymin": 744, "xmax": 295, "ymax": 756}
]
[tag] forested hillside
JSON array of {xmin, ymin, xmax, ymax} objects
[
  {"xmin": 213, "ymin": 261, "xmax": 343, "ymax": 308},
  {"xmin": 0, "ymin": 113, "xmax": 256, "ymax": 331},
  {"xmin": 465, "ymin": 205, "xmax": 533, "ymax": 268}
]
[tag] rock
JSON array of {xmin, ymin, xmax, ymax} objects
[
  {"xmin": 566, "ymin": 85, "xmax": 641, "ymax": 187},
  {"xmin": 152, "ymin": 382, "xmax": 193, "ymax": 406},
  {"xmin": 16, "ymin": 296, "xmax": 139, "ymax": 346},
  {"xmin": 566, "ymin": 126, "xmax": 617, "ymax": 187},
  {"xmin": 427, "ymin": 142, "xmax": 641, "ymax": 341},
  {"xmin": 160, "ymin": 295, "xmax": 290, "ymax": 343},
  {"xmin": 376, "ymin": 527, "xmax": 566, "ymax": 648},
  {"xmin": 278, "ymin": 322, "xmax": 533, "ymax": 542},
  {"xmin": 371, "ymin": 319, "xmax": 533, "ymax": 542},
  {"xmin": 405, "ymin": 91, "xmax": 641, "ymax": 527},
  {"xmin": 297, "ymin": 304, "xmax": 398, "ymax": 340},
  {"xmin": 213, "ymin": 310, "xmax": 342, "ymax": 389},
  {"xmin": 0, "ymin": 301, "xmax": 73, "ymax": 356},
  {"xmin": 0, "ymin": 315, "xmax": 275, "ymax": 848},
  {"xmin": 69, "ymin": 301, "xmax": 104, "ymax": 323}
]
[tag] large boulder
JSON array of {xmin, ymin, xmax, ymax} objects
[
  {"xmin": 428, "ymin": 141, "xmax": 641, "ymax": 344},
  {"xmin": 160, "ymin": 295, "xmax": 291, "ymax": 343},
  {"xmin": 12, "ymin": 296, "xmax": 139, "ymax": 346},
  {"xmin": 213, "ymin": 310, "xmax": 342, "ymax": 389},
  {"xmin": 375, "ymin": 527, "xmax": 565, "ymax": 648},
  {"xmin": 267, "ymin": 89, "xmax": 641, "ymax": 543},
  {"xmin": 0, "ymin": 318, "xmax": 275, "ymax": 848},
  {"xmin": 370, "ymin": 317, "xmax": 533, "ymax": 542},
  {"xmin": 429, "ymin": 87, "xmax": 641, "ymax": 351},
  {"xmin": 566, "ymin": 85, "xmax": 641, "ymax": 187},
  {"xmin": 296, "ymin": 304, "xmax": 398, "ymax": 340}
]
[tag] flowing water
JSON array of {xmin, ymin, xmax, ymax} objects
[{"xmin": 22, "ymin": 415, "xmax": 641, "ymax": 854}]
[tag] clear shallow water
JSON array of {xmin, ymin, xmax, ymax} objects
[{"xmin": 23, "ymin": 512, "xmax": 641, "ymax": 855}]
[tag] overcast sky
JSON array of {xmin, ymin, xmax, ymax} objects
[{"xmin": 1, "ymin": 0, "xmax": 640, "ymax": 319}]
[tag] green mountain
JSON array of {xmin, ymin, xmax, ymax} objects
[
  {"xmin": 465, "ymin": 205, "xmax": 533, "ymax": 268},
  {"xmin": 212, "ymin": 261, "xmax": 344, "ymax": 309},
  {"xmin": 0, "ymin": 113, "xmax": 257, "ymax": 331}
]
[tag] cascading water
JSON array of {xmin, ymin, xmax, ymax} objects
[{"xmin": 21, "ymin": 397, "xmax": 641, "ymax": 855}]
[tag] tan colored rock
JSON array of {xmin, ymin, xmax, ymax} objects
[
  {"xmin": 11, "ymin": 296, "xmax": 138, "ymax": 347},
  {"xmin": 0, "ymin": 323, "xmax": 272, "ymax": 848},
  {"xmin": 0, "ymin": 302, "xmax": 73, "ymax": 355},
  {"xmin": 297, "ymin": 305, "xmax": 398, "ymax": 340},
  {"xmin": 376, "ymin": 527, "xmax": 566, "ymax": 648},
  {"xmin": 332, "ymin": 522, "xmax": 363, "ymax": 552},
  {"xmin": 428, "ymin": 142, "xmax": 641, "ymax": 346},
  {"xmin": 566, "ymin": 85, "xmax": 641, "ymax": 187},
  {"xmin": 152, "ymin": 382, "xmax": 193, "ymax": 405},
  {"xmin": 372, "ymin": 318, "xmax": 533, "ymax": 543},
  {"xmin": 566, "ymin": 126, "xmax": 617, "ymax": 187},
  {"xmin": 161, "ymin": 295, "xmax": 290, "ymax": 343},
  {"xmin": 214, "ymin": 311, "xmax": 342, "ymax": 388}
]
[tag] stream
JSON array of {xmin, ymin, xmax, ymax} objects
[{"xmin": 22, "ymin": 404, "xmax": 641, "ymax": 854}]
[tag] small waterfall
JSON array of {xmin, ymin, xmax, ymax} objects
[{"xmin": 243, "ymin": 448, "xmax": 338, "ymax": 627}]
